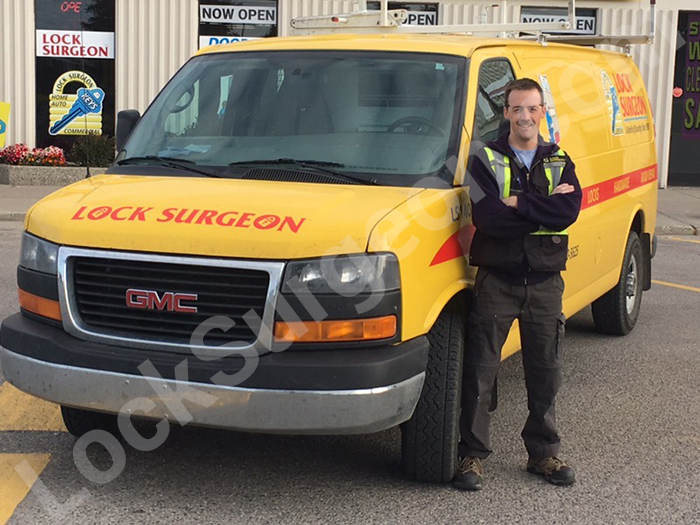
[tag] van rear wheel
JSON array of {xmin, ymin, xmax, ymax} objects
[
  {"xmin": 61, "ymin": 406, "xmax": 119, "ymax": 437},
  {"xmin": 592, "ymin": 231, "xmax": 644, "ymax": 336},
  {"xmin": 401, "ymin": 311, "xmax": 464, "ymax": 483}
]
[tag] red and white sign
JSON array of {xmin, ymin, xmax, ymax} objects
[{"xmin": 36, "ymin": 30, "xmax": 115, "ymax": 59}]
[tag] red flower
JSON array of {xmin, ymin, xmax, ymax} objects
[{"xmin": 0, "ymin": 143, "xmax": 65, "ymax": 166}]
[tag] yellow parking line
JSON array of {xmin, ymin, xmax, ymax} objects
[
  {"xmin": 669, "ymin": 237, "xmax": 700, "ymax": 245},
  {"xmin": 652, "ymin": 280, "xmax": 700, "ymax": 294},
  {"xmin": 0, "ymin": 454, "xmax": 51, "ymax": 525},
  {"xmin": 0, "ymin": 383, "xmax": 65, "ymax": 432}
]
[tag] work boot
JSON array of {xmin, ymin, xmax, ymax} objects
[
  {"xmin": 453, "ymin": 456, "xmax": 484, "ymax": 491},
  {"xmin": 526, "ymin": 456, "xmax": 575, "ymax": 486}
]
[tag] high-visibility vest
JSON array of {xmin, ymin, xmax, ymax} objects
[{"xmin": 483, "ymin": 147, "xmax": 568, "ymax": 236}]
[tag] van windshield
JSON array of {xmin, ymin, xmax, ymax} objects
[{"xmin": 118, "ymin": 51, "xmax": 466, "ymax": 186}]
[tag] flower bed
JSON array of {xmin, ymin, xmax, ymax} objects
[
  {"xmin": 0, "ymin": 143, "xmax": 107, "ymax": 185},
  {"xmin": 0, "ymin": 143, "xmax": 66, "ymax": 166}
]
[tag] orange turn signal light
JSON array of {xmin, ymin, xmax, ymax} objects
[
  {"xmin": 18, "ymin": 289, "xmax": 62, "ymax": 321},
  {"xmin": 274, "ymin": 315, "xmax": 397, "ymax": 343}
]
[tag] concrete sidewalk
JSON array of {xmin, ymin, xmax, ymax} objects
[
  {"xmin": 0, "ymin": 183, "xmax": 697, "ymax": 235},
  {"xmin": 656, "ymin": 187, "xmax": 699, "ymax": 235}
]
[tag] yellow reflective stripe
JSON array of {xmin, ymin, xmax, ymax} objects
[
  {"xmin": 503, "ymin": 156, "xmax": 511, "ymax": 199},
  {"xmin": 484, "ymin": 147, "xmax": 511, "ymax": 199},
  {"xmin": 544, "ymin": 167, "xmax": 554, "ymax": 195},
  {"xmin": 531, "ymin": 229, "xmax": 568, "ymax": 235}
]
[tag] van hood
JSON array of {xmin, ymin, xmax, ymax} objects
[{"xmin": 25, "ymin": 175, "xmax": 420, "ymax": 259}]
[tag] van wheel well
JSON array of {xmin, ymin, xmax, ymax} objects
[
  {"xmin": 631, "ymin": 211, "xmax": 644, "ymax": 236},
  {"xmin": 630, "ymin": 210, "xmax": 652, "ymax": 290},
  {"xmin": 443, "ymin": 290, "xmax": 471, "ymax": 325}
]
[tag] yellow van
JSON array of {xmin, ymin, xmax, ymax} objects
[{"xmin": 0, "ymin": 19, "xmax": 657, "ymax": 484}]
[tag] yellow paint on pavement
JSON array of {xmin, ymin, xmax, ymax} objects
[
  {"xmin": 669, "ymin": 237, "xmax": 700, "ymax": 245},
  {"xmin": 652, "ymin": 280, "xmax": 700, "ymax": 294},
  {"xmin": 0, "ymin": 454, "xmax": 51, "ymax": 525},
  {"xmin": 0, "ymin": 383, "xmax": 65, "ymax": 432}
]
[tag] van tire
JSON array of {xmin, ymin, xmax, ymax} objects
[
  {"xmin": 61, "ymin": 406, "xmax": 119, "ymax": 437},
  {"xmin": 401, "ymin": 311, "xmax": 464, "ymax": 483},
  {"xmin": 592, "ymin": 231, "xmax": 644, "ymax": 336}
]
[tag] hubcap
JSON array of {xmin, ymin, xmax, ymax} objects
[{"xmin": 625, "ymin": 256, "xmax": 638, "ymax": 315}]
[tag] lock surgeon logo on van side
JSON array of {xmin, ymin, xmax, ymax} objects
[
  {"xmin": 602, "ymin": 70, "xmax": 651, "ymax": 136},
  {"xmin": 602, "ymin": 71, "xmax": 624, "ymax": 137},
  {"xmin": 70, "ymin": 206, "xmax": 307, "ymax": 233}
]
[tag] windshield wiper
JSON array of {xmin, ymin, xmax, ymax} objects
[
  {"xmin": 116, "ymin": 156, "xmax": 221, "ymax": 178},
  {"xmin": 229, "ymin": 158, "xmax": 378, "ymax": 185}
]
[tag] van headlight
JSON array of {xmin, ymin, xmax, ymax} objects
[
  {"xmin": 282, "ymin": 253, "xmax": 400, "ymax": 295},
  {"xmin": 20, "ymin": 233, "xmax": 59, "ymax": 275}
]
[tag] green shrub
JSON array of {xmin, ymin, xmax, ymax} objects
[{"xmin": 67, "ymin": 135, "xmax": 116, "ymax": 167}]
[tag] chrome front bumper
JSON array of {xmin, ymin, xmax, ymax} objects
[{"xmin": 1, "ymin": 348, "xmax": 425, "ymax": 435}]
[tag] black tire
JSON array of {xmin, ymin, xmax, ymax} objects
[
  {"xmin": 592, "ymin": 231, "xmax": 644, "ymax": 336},
  {"xmin": 401, "ymin": 311, "xmax": 464, "ymax": 483},
  {"xmin": 61, "ymin": 406, "xmax": 119, "ymax": 437}
]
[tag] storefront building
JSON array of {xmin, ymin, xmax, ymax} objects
[{"xmin": 0, "ymin": 0, "xmax": 697, "ymax": 187}]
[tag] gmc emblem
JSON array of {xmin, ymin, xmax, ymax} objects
[{"xmin": 125, "ymin": 288, "xmax": 198, "ymax": 313}]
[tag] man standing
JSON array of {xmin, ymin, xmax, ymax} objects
[{"xmin": 454, "ymin": 78, "xmax": 582, "ymax": 491}]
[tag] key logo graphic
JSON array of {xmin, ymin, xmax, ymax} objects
[
  {"xmin": 49, "ymin": 87, "xmax": 104, "ymax": 135},
  {"xmin": 49, "ymin": 71, "xmax": 105, "ymax": 136}
]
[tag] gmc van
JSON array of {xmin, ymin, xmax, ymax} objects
[{"xmin": 0, "ymin": 28, "xmax": 657, "ymax": 483}]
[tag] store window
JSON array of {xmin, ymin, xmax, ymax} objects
[
  {"xmin": 35, "ymin": 0, "xmax": 116, "ymax": 150},
  {"xmin": 198, "ymin": 0, "xmax": 278, "ymax": 48},
  {"xmin": 669, "ymin": 11, "xmax": 700, "ymax": 186}
]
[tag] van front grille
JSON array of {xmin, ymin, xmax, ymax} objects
[{"xmin": 71, "ymin": 257, "xmax": 270, "ymax": 346}]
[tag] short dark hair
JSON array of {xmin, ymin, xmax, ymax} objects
[{"xmin": 504, "ymin": 78, "xmax": 544, "ymax": 107}]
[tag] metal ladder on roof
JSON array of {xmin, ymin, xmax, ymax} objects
[{"xmin": 290, "ymin": 0, "xmax": 656, "ymax": 52}]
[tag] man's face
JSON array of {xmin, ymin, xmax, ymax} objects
[{"xmin": 503, "ymin": 89, "xmax": 546, "ymax": 143}]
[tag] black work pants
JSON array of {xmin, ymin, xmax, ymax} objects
[{"xmin": 459, "ymin": 269, "xmax": 566, "ymax": 460}]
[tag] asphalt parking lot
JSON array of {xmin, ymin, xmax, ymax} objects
[{"xmin": 0, "ymin": 220, "xmax": 699, "ymax": 524}]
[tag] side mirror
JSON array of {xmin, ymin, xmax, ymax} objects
[{"xmin": 116, "ymin": 109, "xmax": 141, "ymax": 152}]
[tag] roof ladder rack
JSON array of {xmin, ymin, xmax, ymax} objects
[
  {"xmin": 290, "ymin": 0, "xmax": 656, "ymax": 50},
  {"xmin": 291, "ymin": 0, "xmax": 573, "ymax": 36}
]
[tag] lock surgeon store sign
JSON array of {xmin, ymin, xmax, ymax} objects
[{"xmin": 37, "ymin": 30, "xmax": 115, "ymax": 59}]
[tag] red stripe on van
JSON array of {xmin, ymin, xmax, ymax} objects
[
  {"xmin": 580, "ymin": 164, "xmax": 658, "ymax": 210},
  {"xmin": 429, "ymin": 224, "xmax": 475, "ymax": 267},
  {"xmin": 430, "ymin": 163, "xmax": 657, "ymax": 267}
]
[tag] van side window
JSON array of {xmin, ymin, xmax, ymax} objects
[{"xmin": 473, "ymin": 59, "xmax": 515, "ymax": 143}]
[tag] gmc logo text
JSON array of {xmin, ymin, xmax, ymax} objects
[{"xmin": 125, "ymin": 289, "xmax": 198, "ymax": 313}]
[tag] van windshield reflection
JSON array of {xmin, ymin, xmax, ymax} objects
[{"xmin": 119, "ymin": 51, "xmax": 466, "ymax": 186}]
